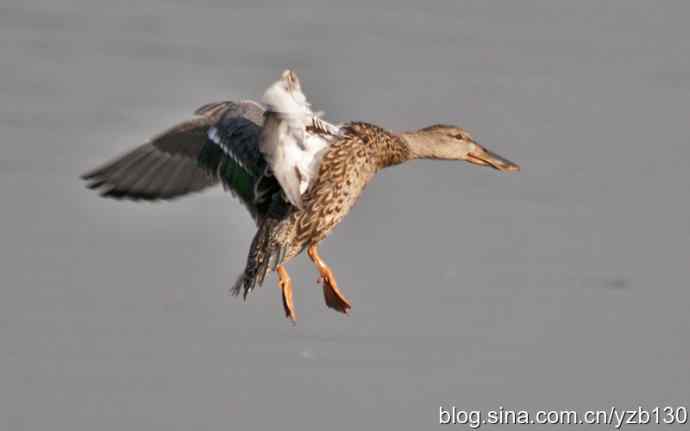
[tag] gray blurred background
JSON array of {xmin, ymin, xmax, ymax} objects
[{"xmin": 1, "ymin": 1, "xmax": 689, "ymax": 430}]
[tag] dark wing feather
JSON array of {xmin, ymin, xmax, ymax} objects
[
  {"xmin": 84, "ymin": 121, "xmax": 216, "ymax": 200},
  {"xmin": 200, "ymin": 112, "xmax": 269, "ymax": 218},
  {"xmin": 82, "ymin": 101, "xmax": 272, "ymax": 210}
]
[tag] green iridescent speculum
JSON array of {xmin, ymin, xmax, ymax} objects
[{"xmin": 198, "ymin": 140, "xmax": 257, "ymax": 204}]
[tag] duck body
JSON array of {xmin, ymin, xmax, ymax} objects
[
  {"xmin": 276, "ymin": 123, "xmax": 409, "ymax": 258},
  {"xmin": 235, "ymin": 122, "xmax": 407, "ymax": 293},
  {"xmin": 286, "ymin": 122, "xmax": 402, "ymax": 249}
]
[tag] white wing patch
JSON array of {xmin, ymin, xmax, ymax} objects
[
  {"xmin": 208, "ymin": 126, "xmax": 251, "ymax": 173},
  {"xmin": 259, "ymin": 70, "xmax": 341, "ymax": 209}
]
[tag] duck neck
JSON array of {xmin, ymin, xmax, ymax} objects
[{"xmin": 398, "ymin": 131, "xmax": 437, "ymax": 160}]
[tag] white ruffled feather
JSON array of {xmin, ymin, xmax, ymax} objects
[{"xmin": 259, "ymin": 70, "xmax": 340, "ymax": 208}]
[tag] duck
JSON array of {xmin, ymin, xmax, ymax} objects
[{"xmin": 82, "ymin": 70, "xmax": 520, "ymax": 323}]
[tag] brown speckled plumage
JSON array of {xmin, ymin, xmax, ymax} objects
[{"xmin": 274, "ymin": 123, "xmax": 409, "ymax": 260}]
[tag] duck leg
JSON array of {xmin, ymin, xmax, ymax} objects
[
  {"xmin": 307, "ymin": 245, "xmax": 352, "ymax": 314},
  {"xmin": 276, "ymin": 265, "xmax": 297, "ymax": 323}
]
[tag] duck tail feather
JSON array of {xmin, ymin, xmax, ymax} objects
[{"xmin": 233, "ymin": 220, "xmax": 289, "ymax": 300}]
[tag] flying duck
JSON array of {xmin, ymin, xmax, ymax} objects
[{"xmin": 82, "ymin": 70, "xmax": 519, "ymax": 322}]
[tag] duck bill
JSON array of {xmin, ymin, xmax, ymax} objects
[{"xmin": 466, "ymin": 145, "xmax": 520, "ymax": 172}]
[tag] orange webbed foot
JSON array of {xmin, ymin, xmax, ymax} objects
[
  {"xmin": 276, "ymin": 265, "xmax": 297, "ymax": 323},
  {"xmin": 319, "ymin": 270, "xmax": 352, "ymax": 314},
  {"xmin": 307, "ymin": 245, "xmax": 352, "ymax": 315}
]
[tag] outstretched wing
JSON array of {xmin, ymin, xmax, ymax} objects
[{"xmin": 82, "ymin": 100, "xmax": 279, "ymax": 218}]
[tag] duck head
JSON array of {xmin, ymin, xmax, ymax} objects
[{"xmin": 401, "ymin": 124, "xmax": 520, "ymax": 172}]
